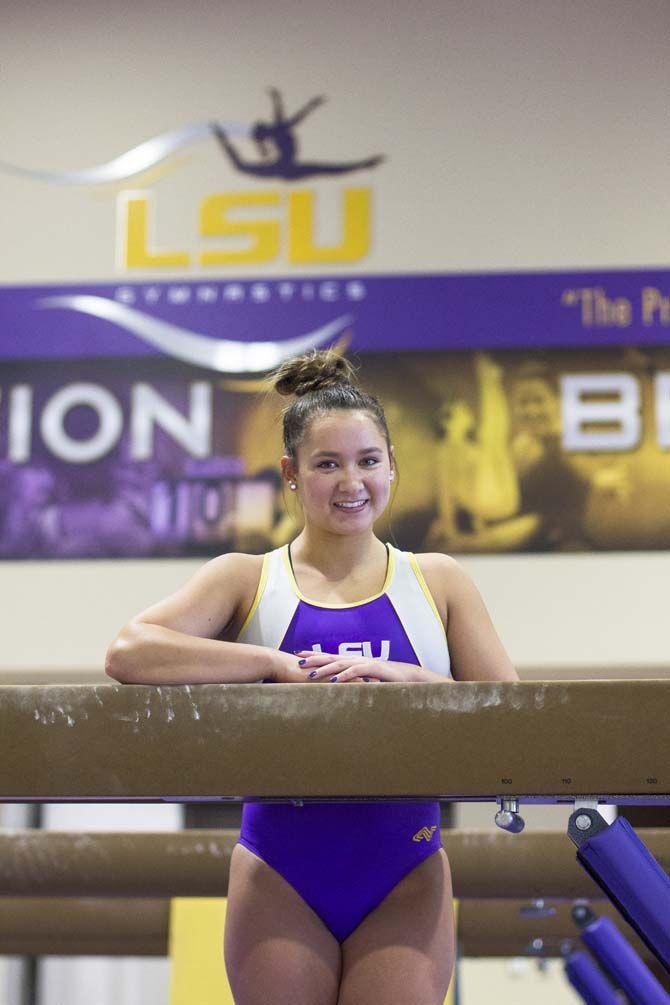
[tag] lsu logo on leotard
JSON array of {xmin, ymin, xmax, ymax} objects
[
  {"xmin": 412, "ymin": 825, "xmax": 437, "ymax": 843},
  {"xmin": 310, "ymin": 641, "xmax": 390, "ymax": 659}
]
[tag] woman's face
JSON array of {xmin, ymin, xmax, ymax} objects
[
  {"xmin": 510, "ymin": 378, "xmax": 561, "ymax": 437},
  {"xmin": 285, "ymin": 409, "xmax": 393, "ymax": 536}
]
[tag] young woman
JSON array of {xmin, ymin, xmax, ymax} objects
[{"xmin": 105, "ymin": 350, "xmax": 518, "ymax": 1005}]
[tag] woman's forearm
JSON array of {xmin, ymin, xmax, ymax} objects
[
  {"xmin": 105, "ymin": 621, "xmax": 278, "ymax": 685},
  {"xmin": 418, "ymin": 667, "xmax": 454, "ymax": 682}
]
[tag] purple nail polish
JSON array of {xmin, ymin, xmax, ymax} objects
[
  {"xmin": 298, "ymin": 659, "xmax": 306, "ymax": 666},
  {"xmin": 308, "ymin": 670, "xmax": 317, "ymax": 678},
  {"xmin": 330, "ymin": 676, "xmax": 338, "ymax": 682}
]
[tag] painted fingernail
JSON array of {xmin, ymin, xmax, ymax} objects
[
  {"xmin": 330, "ymin": 676, "xmax": 338, "ymax": 682},
  {"xmin": 298, "ymin": 659, "xmax": 307, "ymax": 666},
  {"xmin": 308, "ymin": 670, "xmax": 317, "ymax": 678}
]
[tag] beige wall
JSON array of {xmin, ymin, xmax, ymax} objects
[{"xmin": 5, "ymin": 0, "xmax": 670, "ymax": 280}]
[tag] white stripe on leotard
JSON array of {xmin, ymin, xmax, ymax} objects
[
  {"xmin": 385, "ymin": 545, "xmax": 451, "ymax": 677},
  {"xmin": 238, "ymin": 548, "xmax": 299, "ymax": 649}
]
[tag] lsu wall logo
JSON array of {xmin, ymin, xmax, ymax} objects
[{"xmin": 2, "ymin": 89, "xmax": 385, "ymax": 272}]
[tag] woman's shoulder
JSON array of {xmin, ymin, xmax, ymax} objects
[
  {"xmin": 409, "ymin": 550, "xmax": 472, "ymax": 603},
  {"xmin": 192, "ymin": 551, "xmax": 269, "ymax": 606},
  {"xmin": 205, "ymin": 552, "xmax": 270, "ymax": 638},
  {"xmin": 405, "ymin": 549, "xmax": 462, "ymax": 577},
  {"xmin": 209, "ymin": 550, "xmax": 267, "ymax": 582}
]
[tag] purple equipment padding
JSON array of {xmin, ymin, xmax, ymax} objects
[
  {"xmin": 565, "ymin": 951, "xmax": 621, "ymax": 1005},
  {"xmin": 580, "ymin": 916, "xmax": 670, "ymax": 1005},
  {"xmin": 577, "ymin": 817, "xmax": 670, "ymax": 973}
]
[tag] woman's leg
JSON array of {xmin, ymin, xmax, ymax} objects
[
  {"xmin": 224, "ymin": 843, "xmax": 342, "ymax": 1005},
  {"xmin": 337, "ymin": 849, "xmax": 455, "ymax": 1005}
]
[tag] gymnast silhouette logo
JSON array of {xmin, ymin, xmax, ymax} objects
[
  {"xmin": 211, "ymin": 88, "xmax": 385, "ymax": 181},
  {"xmin": 412, "ymin": 826, "xmax": 437, "ymax": 843},
  {"xmin": 0, "ymin": 89, "xmax": 382, "ymax": 186}
]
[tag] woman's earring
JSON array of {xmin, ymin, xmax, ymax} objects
[
  {"xmin": 289, "ymin": 482, "xmax": 297, "ymax": 490},
  {"xmin": 389, "ymin": 472, "xmax": 395, "ymax": 481}
]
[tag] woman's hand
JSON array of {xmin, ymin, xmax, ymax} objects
[
  {"xmin": 295, "ymin": 651, "xmax": 424, "ymax": 683},
  {"xmin": 269, "ymin": 650, "xmax": 375, "ymax": 684},
  {"xmin": 271, "ymin": 649, "xmax": 317, "ymax": 684}
]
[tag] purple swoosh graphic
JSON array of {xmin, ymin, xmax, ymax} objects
[{"xmin": 36, "ymin": 295, "xmax": 353, "ymax": 372}]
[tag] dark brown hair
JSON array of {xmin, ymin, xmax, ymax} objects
[{"xmin": 272, "ymin": 349, "xmax": 391, "ymax": 459}]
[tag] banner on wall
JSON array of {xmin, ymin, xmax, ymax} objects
[{"xmin": 3, "ymin": 269, "xmax": 670, "ymax": 559}]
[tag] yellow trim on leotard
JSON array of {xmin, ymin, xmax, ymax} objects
[
  {"xmin": 408, "ymin": 552, "xmax": 447, "ymax": 637},
  {"xmin": 281, "ymin": 543, "xmax": 395, "ymax": 609},
  {"xmin": 236, "ymin": 552, "xmax": 270, "ymax": 640}
]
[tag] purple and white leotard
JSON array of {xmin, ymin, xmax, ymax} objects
[{"xmin": 237, "ymin": 542, "xmax": 451, "ymax": 943}]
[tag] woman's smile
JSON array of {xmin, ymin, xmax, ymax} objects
[{"xmin": 333, "ymin": 498, "xmax": 369, "ymax": 511}]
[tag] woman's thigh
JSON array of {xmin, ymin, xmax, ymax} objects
[
  {"xmin": 337, "ymin": 848, "xmax": 455, "ymax": 1005},
  {"xmin": 224, "ymin": 843, "xmax": 342, "ymax": 1005}
]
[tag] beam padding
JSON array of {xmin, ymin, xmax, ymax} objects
[{"xmin": 0, "ymin": 681, "xmax": 668, "ymax": 801}]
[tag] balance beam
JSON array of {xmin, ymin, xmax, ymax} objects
[
  {"xmin": 1, "ymin": 681, "xmax": 668, "ymax": 801},
  {"xmin": 1, "ymin": 829, "xmax": 668, "ymax": 899}
]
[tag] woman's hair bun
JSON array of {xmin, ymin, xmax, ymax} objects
[{"xmin": 273, "ymin": 349, "xmax": 357, "ymax": 397}]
